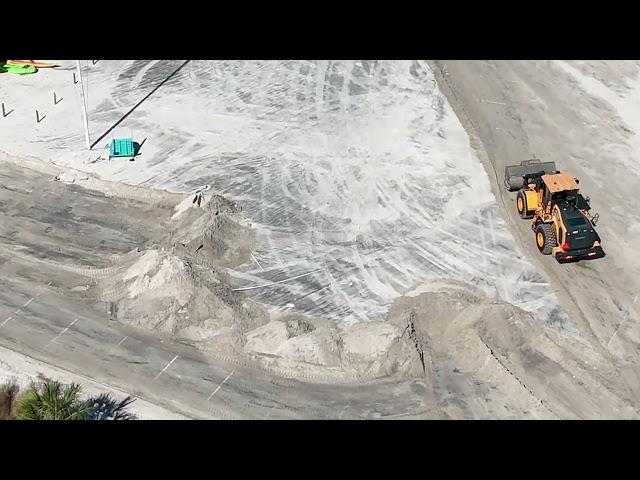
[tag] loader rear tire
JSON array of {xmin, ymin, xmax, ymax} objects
[
  {"xmin": 535, "ymin": 223, "xmax": 556, "ymax": 255},
  {"xmin": 516, "ymin": 190, "xmax": 533, "ymax": 219}
]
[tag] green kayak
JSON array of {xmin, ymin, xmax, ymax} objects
[{"xmin": 1, "ymin": 63, "xmax": 37, "ymax": 74}]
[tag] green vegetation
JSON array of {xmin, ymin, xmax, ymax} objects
[{"xmin": 0, "ymin": 378, "xmax": 137, "ymax": 420}]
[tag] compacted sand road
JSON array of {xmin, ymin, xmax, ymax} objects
[{"xmin": 430, "ymin": 61, "xmax": 640, "ymax": 397}]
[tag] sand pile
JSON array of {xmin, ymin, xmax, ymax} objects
[
  {"xmin": 169, "ymin": 193, "xmax": 254, "ymax": 269},
  {"xmin": 384, "ymin": 284, "xmax": 639, "ymax": 418},
  {"xmin": 97, "ymin": 192, "xmax": 265, "ymax": 358},
  {"xmin": 243, "ymin": 314, "xmax": 423, "ymax": 379},
  {"xmin": 238, "ymin": 286, "xmax": 491, "ymax": 383},
  {"xmin": 107, "ymin": 247, "xmax": 268, "ymax": 357}
]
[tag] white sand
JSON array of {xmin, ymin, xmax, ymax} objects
[{"xmin": 0, "ymin": 60, "xmax": 563, "ymax": 327}]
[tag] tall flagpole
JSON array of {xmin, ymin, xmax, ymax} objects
[{"xmin": 76, "ymin": 60, "xmax": 91, "ymax": 150}]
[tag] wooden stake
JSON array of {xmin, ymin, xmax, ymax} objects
[{"xmin": 2, "ymin": 103, "xmax": 14, "ymax": 118}]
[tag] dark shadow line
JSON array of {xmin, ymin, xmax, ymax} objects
[
  {"xmin": 133, "ymin": 137, "xmax": 147, "ymax": 156},
  {"xmin": 91, "ymin": 60, "xmax": 191, "ymax": 149}
]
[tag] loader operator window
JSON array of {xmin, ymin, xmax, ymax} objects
[{"xmin": 567, "ymin": 217, "xmax": 588, "ymax": 228}]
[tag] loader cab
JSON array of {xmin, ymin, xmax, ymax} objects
[
  {"xmin": 551, "ymin": 189, "xmax": 579, "ymax": 206},
  {"xmin": 544, "ymin": 186, "xmax": 580, "ymax": 216},
  {"xmin": 542, "ymin": 172, "xmax": 580, "ymax": 207}
]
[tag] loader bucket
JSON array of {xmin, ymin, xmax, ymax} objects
[{"xmin": 504, "ymin": 159, "xmax": 557, "ymax": 191}]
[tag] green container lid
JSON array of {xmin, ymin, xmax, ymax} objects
[
  {"xmin": 109, "ymin": 138, "xmax": 135, "ymax": 157},
  {"xmin": 1, "ymin": 63, "xmax": 37, "ymax": 74}
]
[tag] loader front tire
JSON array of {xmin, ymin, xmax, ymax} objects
[
  {"xmin": 517, "ymin": 190, "xmax": 533, "ymax": 219},
  {"xmin": 535, "ymin": 223, "xmax": 556, "ymax": 255}
]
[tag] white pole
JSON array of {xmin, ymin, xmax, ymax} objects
[{"xmin": 76, "ymin": 60, "xmax": 91, "ymax": 150}]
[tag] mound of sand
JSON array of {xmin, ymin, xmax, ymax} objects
[
  {"xmin": 169, "ymin": 193, "xmax": 255, "ymax": 269},
  {"xmin": 238, "ymin": 286, "xmax": 487, "ymax": 383},
  {"xmin": 95, "ymin": 193, "xmax": 265, "ymax": 358},
  {"xmin": 241, "ymin": 280, "xmax": 640, "ymax": 417},
  {"xmin": 106, "ymin": 247, "xmax": 268, "ymax": 357},
  {"xmin": 243, "ymin": 314, "xmax": 423, "ymax": 380},
  {"xmin": 383, "ymin": 284, "xmax": 639, "ymax": 419}
]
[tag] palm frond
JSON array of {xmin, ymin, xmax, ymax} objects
[
  {"xmin": 13, "ymin": 377, "xmax": 136, "ymax": 420},
  {"xmin": 15, "ymin": 382, "xmax": 44, "ymax": 420},
  {"xmin": 16, "ymin": 379, "xmax": 87, "ymax": 420},
  {"xmin": 85, "ymin": 393, "xmax": 138, "ymax": 420}
]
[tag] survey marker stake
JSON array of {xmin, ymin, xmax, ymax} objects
[{"xmin": 2, "ymin": 103, "xmax": 14, "ymax": 118}]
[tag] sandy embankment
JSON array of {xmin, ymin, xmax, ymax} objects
[{"xmin": 57, "ymin": 168, "xmax": 637, "ymax": 418}]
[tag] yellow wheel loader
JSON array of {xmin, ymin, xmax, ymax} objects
[{"xmin": 504, "ymin": 159, "xmax": 605, "ymax": 263}]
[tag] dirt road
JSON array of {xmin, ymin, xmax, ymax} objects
[{"xmin": 430, "ymin": 60, "xmax": 640, "ymax": 403}]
